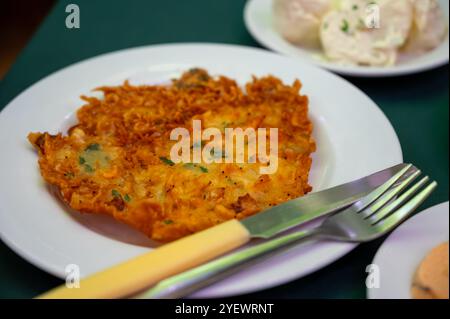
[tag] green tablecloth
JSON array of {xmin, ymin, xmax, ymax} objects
[{"xmin": 0, "ymin": 0, "xmax": 448, "ymax": 299}]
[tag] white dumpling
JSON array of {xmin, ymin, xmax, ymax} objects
[
  {"xmin": 403, "ymin": 0, "xmax": 448, "ymax": 54},
  {"xmin": 320, "ymin": 10, "xmax": 396, "ymax": 66},
  {"xmin": 320, "ymin": 0, "xmax": 413, "ymax": 66},
  {"xmin": 273, "ymin": 0, "xmax": 332, "ymax": 48},
  {"xmin": 370, "ymin": 0, "xmax": 414, "ymax": 49}
]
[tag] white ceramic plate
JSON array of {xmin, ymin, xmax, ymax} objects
[
  {"xmin": 0, "ymin": 43, "xmax": 402, "ymax": 298},
  {"xmin": 244, "ymin": 0, "xmax": 449, "ymax": 77},
  {"xmin": 368, "ymin": 202, "xmax": 449, "ymax": 299}
]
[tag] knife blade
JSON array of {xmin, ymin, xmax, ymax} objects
[
  {"xmin": 138, "ymin": 163, "xmax": 418, "ymax": 298},
  {"xmin": 242, "ymin": 163, "xmax": 412, "ymax": 238},
  {"xmin": 38, "ymin": 163, "xmax": 411, "ymax": 299}
]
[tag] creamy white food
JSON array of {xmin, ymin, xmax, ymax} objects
[
  {"xmin": 320, "ymin": 0, "xmax": 413, "ymax": 66},
  {"xmin": 403, "ymin": 0, "xmax": 448, "ymax": 54},
  {"xmin": 273, "ymin": 0, "xmax": 332, "ymax": 48},
  {"xmin": 275, "ymin": 0, "xmax": 448, "ymax": 67}
]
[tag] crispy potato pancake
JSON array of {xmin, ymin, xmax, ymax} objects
[{"xmin": 28, "ymin": 69, "xmax": 315, "ymax": 242}]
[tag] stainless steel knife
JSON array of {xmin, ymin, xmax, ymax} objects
[
  {"xmin": 139, "ymin": 163, "xmax": 421, "ymax": 298},
  {"xmin": 38, "ymin": 163, "xmax": 413, "ymax": 299}
]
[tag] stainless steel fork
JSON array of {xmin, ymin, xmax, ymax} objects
[{"xmin": 137, "ymin": 169, "xmax": 437, "ymax": 299}]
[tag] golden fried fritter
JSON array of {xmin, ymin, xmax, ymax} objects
[{"xmin": 28, "ymin": 69, "xmax": 315, "ymax": 242}]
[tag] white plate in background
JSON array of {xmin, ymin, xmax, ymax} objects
[
  {"xmin": 244, "ymin": 0, "xmax": 449, "ymax": 77},
  {"xmin": 368, "ymin": 202, "xmax": 449, "ymax": 299}
]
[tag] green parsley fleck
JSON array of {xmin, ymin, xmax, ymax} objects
[
  {"xmin": 163, "ymin": 219, "xmax": 173, "ymax": 225},
  {"xmin": 79, "ymin": 156, "xmax": 86, "ymax": 165},
  {"xmin": 183, "ymin": 163, "xmax": 208, "ymax": 173},
  {"xmin": 84, "ymin": 164, "xmax": 95, "ymax": 173},
  {"xmin": 341, "ymin": 19, "xmax": 350, "ymax": 33},
  {"xmin": 85, "ymin": 143, "xmax": 100, "ymax": 151},
  {"xmin": 124, "ymin": 194, "xmax": 131, "ymax": 202},
  {"xmin": 112, "ymin": 189, "xmax": 121, "ymax": 198},
  {"xmin": 159, "ymin": 156, "xmax": 175, "ymax": 166},
  {"xmin": 352, "ymin": 4, "xmax": 358, "ymax": 10}
]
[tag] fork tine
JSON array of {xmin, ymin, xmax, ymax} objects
[
  {"xmin": 360, "ymin": 170, "xmax": 421, "ymax": 219},
  {"xmin": 369, "ymin": 176, "xmax": 430, "ymax": 224},
  {"xmin": 350, "ymin": 164, "xmax": 413, "ymax": 213},
  {"xmin": 373, "ymin": 181, "xmax": 437, "ymax": 232}
]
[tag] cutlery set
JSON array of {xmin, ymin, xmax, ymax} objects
[{"xmin": 38, "ymin": 163, "xmax": 436, "ymax": 299}]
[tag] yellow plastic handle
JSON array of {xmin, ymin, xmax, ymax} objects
[{"xmin": 38, "ymin": 219, "xmax": 250, "ymax": 299}]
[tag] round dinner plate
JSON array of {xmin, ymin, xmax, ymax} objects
[
  {"xmin": 244, "ymin": 0, "xmax": 449, "ymax": 77},
  {"xmin": 0, "ymin": 43, "xmax": 402, "ymax": 298},
  {"xmin": 368, "ymin": 202, "xmax": 449, "ymax": 299}
]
